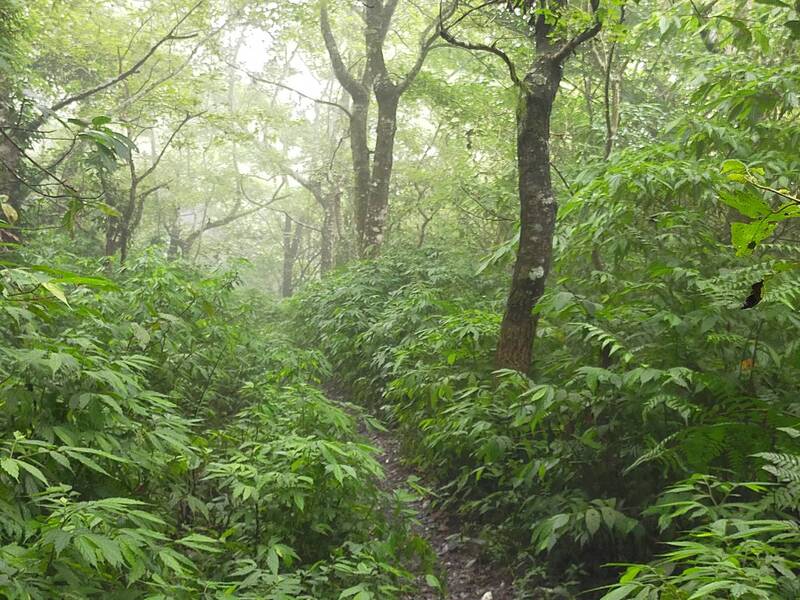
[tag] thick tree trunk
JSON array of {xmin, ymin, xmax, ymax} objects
[
  {"xmin": 495, "ymin": 57, "xmax": 561, "ymax": 373},
  {"xmin": 0, "ymin": 140, "xmax": 22, "ymax": 210},
  {"xmin": 0, "ymin": 98, "xmax": 26, "ymax": 214},
  {"xmin": 362, "ymin": 90, "xmax": 398, "ymax": 255},
  {"xmin": 321, "ymin": 0, "xmax": 435, "ymax": 258},
  {"xmin": 350, "ymin": 99, "xmax": 372, "ymax": 250}
]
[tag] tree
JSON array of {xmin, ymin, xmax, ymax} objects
[
  {"xmin": 442, "ymin": 0, "xmax": 604, "ymax": 373},
  {"xmin": 0, "ymin": 1, "xmax": 204, "ymax": 220},
  {"xmin": 320, "ymin": 0, "xmax": 450, "ymax": 256}
]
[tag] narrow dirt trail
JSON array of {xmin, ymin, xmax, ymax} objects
[{"xmin": 325, "ymin": 384, "xmax": 514, "ymax": 600}]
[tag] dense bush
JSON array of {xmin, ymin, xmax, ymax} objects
[
  {"xmin": 0, "ymin": 248, "xmax": 427, "ymax": 599},
  {"xmin": 291, "ymin": 240, "xmax": 800, "ymax": 597}
]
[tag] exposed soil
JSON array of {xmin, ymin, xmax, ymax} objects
[{"xmin": 325, "ymin": 383, "xmax": 515, "ymax": 600}]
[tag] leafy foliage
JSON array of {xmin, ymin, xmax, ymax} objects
[{"xmin": 0, "ymin": 248, "xmax": 427, "ymax": 599}]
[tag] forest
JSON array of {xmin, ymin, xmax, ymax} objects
[{"xmin": 1, "ymin": 0, "xmax": 799, "ymax": 598}]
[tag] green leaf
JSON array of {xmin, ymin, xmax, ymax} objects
[
  {"xmin": 267, "ymin": 547, "xmax": 279, "ymax": 575},
  {"xmin": 600, "ymin": 584, "xmax": 639, "ymax": 600},
  {"xmin": 552, "ymin": 291, "xmax": 575, "ymax": 312},
  {"xmin": 158, "ymin": 548, "xmax": 190, "ymax": 576},
  {"xmin": 731, "ymin": 220, "xmax": 776, "ymax": 255},
  {"xmin": 688, "ymin": 581, "xmax": 736, "ymax": 599},
  {"xmin": 718, "ymin": 190, "xmax": 771, "ymax": 219},
  {"xmin": 721, "ymin": 159, "xmax": 747, "ymax": 174},
  {"xmin": 1, "ymin": 202, "xmax": 18, "ymax": 224},
  {"xmin": 1, "ymin": 457, "xmax": 20, "ymax": 480},
  {"xmin": 551, "ymin": 513, "xmax": 570, "ymax": 530},
  {"xmin": 96, "ymin": 203, "xmax": 122, "ymax": 218},
  {"xmin": 43, "ymin": 529, "xmax": 72, "ymax": 555},
  {"xmin": 16, "ymin": 459, "xmax": 48, "ymax": 485},
  {"xmin": 785, "ymin": 20, "xmax": 800, "ymax": 39},
  {"xmin": 177, "ymin": 534, "xmax": 222, "ymax": 553},
  {"xmin": 84, "ymin": 533, "xmax": 123, "ymax": 567},
  {"xmin": 585, "ymin": 508, "xmax": 602, "ymax": 536},
  {"xmin": 42, "ymin": 281, "xmax": 69, "ymax": 306},
  {"xmin": 130, "ymin": 322, "xmax": 150, "ymax": 349},
  {"xmin": 619, "ymin": 565, "xmax": 642, "ymax": 583},
  {"xmin": 339, "ymin": 586, "xmax": 366, "ymax": 599},
  {"xmin": 425, "ymin": 574, "xmax": 442, "ymax": 589}
]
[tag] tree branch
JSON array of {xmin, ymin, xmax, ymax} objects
[
  {"xmin": 552, "ymin": 0, "xmax": 603, "ymax": 63},
  {"xmin": 439, "ymin": 25, "xmax": 521, "ymax": 86},
  {"xmin": 235, "ymin": 65, "xmax": 352, "ymax": 118},
  {"xmin": 137, "ymin": 112, "xmax": 201, "ymax": 182},
  {"xmin": 0, "ymin": 126, "xmax": 82, "ymax": 196},
  {"xmin": 398, "ymin": 1, "xmax": 456, "ymax": 93},
  {"xmin": 321, "ymin": 2, "xmax": 369, "ymax": 101},
  {"xmin": 49, "ymin": 1, "xmax": 204, "ymax": 113}
]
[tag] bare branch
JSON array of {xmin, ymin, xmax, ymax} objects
[
  {"xmin": 117, "ymin": 17, "xmax": 230, "ymax": 113},
  {"xmin": 50, "ymin": 1, "xmax": 205, "ymax": 113},
  {"xmin": 137, "ymin": 112, "xmax": 201, "ymax": 182},
  {"xmin": 321, "ymin": 2, "xmax": 369, "ymax": 101},
  {"xmin": 0, "ymin": 126, "xmax": 82, "ymax": 196},
  {"xmin": 397, "ymin": 1, "xmax": 456, "ymax": 93},
  {"xmin": 439, "ymin": 26, "xmax": 521, "ymax": 86},
  {"xmin": 235, "ymin": 64, "xmax": 352, "ymax": 118}
]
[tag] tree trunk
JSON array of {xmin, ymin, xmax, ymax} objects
[
  {"xmin": 495, "ymin": 56, "xmax": 561, "ymax": 373},
  {"xmin": 350, "ymin": 99, "xmax": 372, "ymax": 250},
  {"xmin": 281, "ymin": 216, "xmax": 303, "ymax": 298},
  {"xmin": 362, "ymin": 90, "xmax": 398, "ymax": 255},
  {"xmin": 167, "ymin": 228, "xmax": 181, "ymax": 260},
  {"xmin": 0, "ymin": 139, "xmax": 22, "ymax": 210},
  {"xmin": 320, "ymin": 191, "xmax": 340, "ymax": 275}
]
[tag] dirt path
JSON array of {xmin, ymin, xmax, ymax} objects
[{"xmin": 326, "ymin": 384, "xmax": 515, "ymax": 600}]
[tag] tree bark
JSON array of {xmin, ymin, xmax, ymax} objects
[
  {"xmin": 362, "ymin": 90, "xmax": 399, "ymax": 254},
  {"xmin": 320, "ymin": 190, "xmax": 340, "ymax": 275},
  {"xmin": 495, "ymin": 56, "xmax": 561, "ymax": 373},
  {"xmin": 282, "ymin": 215, "xmax": 303, "ymax": 298},
  {"xmin": 349, "ymin": 99, "xmax": 372, "ymax": 249},
  {"xmin": 320, "ymin": 0, "xmax": 441, "ymax": 256},
  {"xmin": 0, "ymin": 138, "xmax": 23, "ymax": 211}
]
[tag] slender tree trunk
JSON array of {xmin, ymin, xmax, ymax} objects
[
  {"xmin": 0, "ymin": 100, "xmax": 32, "ymax": 217},
  {"xmin": 320, "ymin": 205, "xmax": 334, "ymax": 275},
  {"xmin": 320, "ymin": 190, "xmax": 340, "ymax": 275},
  {"xmin": 167, "ymin": 228, "xmax": 181, "ymax": 260},
  {"xmin": 495, "ymin": 57, "xmax": 561, "ymax": 373},
  {"xmin": 281, "ymin": 216, "xmax": 303, "ymax": 298},
  {"xmin": 282, "ymin": 215, "xmax": 294, "ymax": 298},
  {"xmin": 332, "ymin": 190, "xmax": 345, "ymax": 267}
]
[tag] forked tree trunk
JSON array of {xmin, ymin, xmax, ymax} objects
[
  {"xmin": 441, "ymin": 1, "xmax": 601, "ymax": 373},
  {"xmin": 495, "ymin": 57, "xmax": 561, "ymax": 373},
  {"xmin": 320, "ymin": 0, "xmax": 442, "ymax": 257}
]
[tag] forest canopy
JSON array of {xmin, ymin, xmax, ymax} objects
[{"xmin": 1, "ymin": 0, "xmax": 800, "ymax": 598}]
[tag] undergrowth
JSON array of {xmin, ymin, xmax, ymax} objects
[
  {"xmin": 291, "ymin": 243, "xmax": 800, "ymax": 598},
  {"xmin": 0, "ymin": 246, "xmax": 430, "ymax": 599}
]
